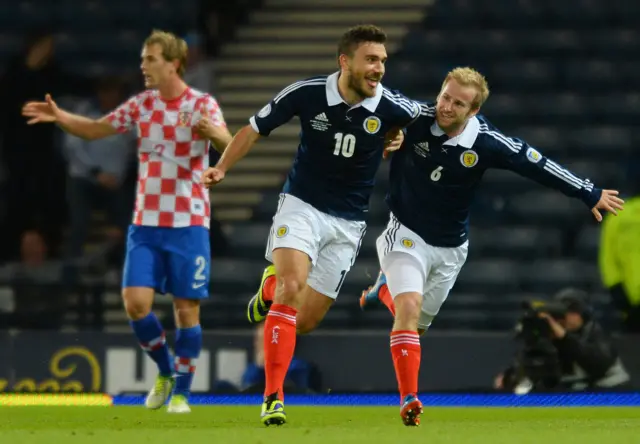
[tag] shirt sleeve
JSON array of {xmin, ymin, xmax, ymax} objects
[
  {"xmin": 105, "ymin": 94, "xmax": 141, "ymax": 133},
  {"xmin": 489, "ymin": 135, "xmax": 602, "ymax": 209},
  {"xmin": 385, "ymin": 90, "xmax": 422, "ymax": 128},
  {"xmin": 401, "ymin": 100, "xmax": 421, "ymax": 127},
  {"xmin": 249, "ymin": 80, "xmax": 305, "ymax": 136},
  {"xmin": 199, "ymin": 94, "xmax": 227, "ymax": 128}
]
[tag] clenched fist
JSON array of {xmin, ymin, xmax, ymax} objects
[{"xmin": 202, "ymin": 167, "xmax": 225, "ymax": 188}]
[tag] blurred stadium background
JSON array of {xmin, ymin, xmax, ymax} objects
[{"xmin": 0, "ymin": 0, "xmax": 638, "ymax": 397}]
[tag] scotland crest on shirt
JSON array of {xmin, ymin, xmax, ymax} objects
[{"xmin": 363, "ymin": 116, "xmax": 381, "ymax": 134}]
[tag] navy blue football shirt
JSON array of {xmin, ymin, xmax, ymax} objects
[
  {"xmin": 250, "ymin": 72, "xmax": 419, "ymax": 221},
  {"xmin": 387, "ymin": 102, "xmax": 603, "ymax": 247}
]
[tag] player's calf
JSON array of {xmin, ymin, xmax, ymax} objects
[
  {"xmin": 295, "ymin": 286, "xmax": 334, "ymax": 334},
  {"xmin": 124, "ymin": 287, "xmax": 174, "ymax": 409},
  {"xmin": 170, "ymin": 298, "xmax": 202, "ymax": 411},
  {"xmin": 260, "ymin": 249, "xmax": 309, "ymax": 413},
  {"xmin": 390, "ymin": 292, "xmax": 422, "ymax": 410}
]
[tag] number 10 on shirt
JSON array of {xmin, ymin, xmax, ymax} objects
[{"xmin": 334, "ymin": 132, "xmax": 356, "ymax": 158}]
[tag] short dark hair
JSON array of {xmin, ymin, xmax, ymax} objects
[
  {"xmin": 337, "ymin": 24, "xmax": 387, "ymax": 58},
  {"xmin": 554, "ymin": 288, "xmax": 591, "ymax": 317}
]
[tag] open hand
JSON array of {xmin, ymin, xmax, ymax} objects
[
  {"xmin": 22, "ymin": 94, "xmax": 60, "ymax": 125},
  {"xmin": 591, "ymin": 189, "xmax": 624, "ymax": 222}
]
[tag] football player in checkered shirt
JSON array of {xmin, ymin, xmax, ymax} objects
[
  {"xmin": 358, "ymin": 67, "xmax": 625, "ymax": 426},
  {"xmin": 22, "ymin": 30, "xmax": 232, "ymax": 413}
]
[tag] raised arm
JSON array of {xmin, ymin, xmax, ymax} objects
[{"xmin": 22, "ymin": 94, "xmax": 118, "ymax": 140}]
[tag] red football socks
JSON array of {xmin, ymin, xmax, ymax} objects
[
  {"xmin": 263, "ymin": 303, "xmax": 297, "ymax": 400},
  {"xmin": 262, "ymin": 275, "xmax": 276, "ymax": 303},
  {"xmin": 379, "ymin": 284, "xmax": 396, "ymax": 316},
  {"xmin": 390, "ymin": 330, "xmax": 421, "ymax": 402}
]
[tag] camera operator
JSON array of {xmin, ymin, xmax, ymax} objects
[{"xmin": 495, "ymin": 288, "xmax": 632, "ymax": 393}]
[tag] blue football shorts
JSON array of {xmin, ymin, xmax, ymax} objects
[{"xmin": 122, "ymin": 225, "xmax": 211, "ymax": 299}]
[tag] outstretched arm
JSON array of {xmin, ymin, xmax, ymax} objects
[
  {"xmin": 22, "ymin": 94, "xmax": 117, "ymax": 140},
  {"xmin": 491, "ymin": 136, "xmax": 624, "ymax": 221},
  {"xmin": 201, "ymin": 78, "xmax": 304, "ymax": 187}
]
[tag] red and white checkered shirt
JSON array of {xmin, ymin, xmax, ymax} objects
[{"xmin": 107, "ymin": 87, "xmax": 225, "ymax": 229}]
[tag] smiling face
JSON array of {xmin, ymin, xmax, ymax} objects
[
  {"xmin": 435, "ymin": 67, "xmax": 490, "ymax": 135},
  {"xmin": 342, "ymin": 41, "xmax": 387, "ymax": 99},
  {"xmin": 435, "ymin": 78, "xmax": 479, "ymax": 133},
  {"xmin": 336, "ymin": 25, "xmax": 388, "ymax": 101}
]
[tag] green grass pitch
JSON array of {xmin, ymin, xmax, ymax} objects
[{"xmin": 2, "ymin": 406, "xmax": 640, "ymax": 444}]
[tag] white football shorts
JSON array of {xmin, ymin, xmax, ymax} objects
[
  {"xmin": 265, "ymin": 193, "xmax": 366, "ymax": 299},
  {"xmin": 375, "ymin": 213, "xmax": 468, "ymax": 330}
]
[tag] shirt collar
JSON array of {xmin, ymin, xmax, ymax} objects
[
  {"xmin": 430, "ymin": 115, "xmax": 480, "ymax": 148},
  {"xmin": 325, "ymin": 71, "xmax": 383, "ymax": 112}
]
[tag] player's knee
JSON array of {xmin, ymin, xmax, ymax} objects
[
  {"xmin": 122, "ymin": 287, "xmax": 154, "ymax": 320},
  {"xmin": 394, "ymin": 292, "xmax": 422, "ymax": 329},
  {"xmin": 395, "ymin": 293, "xmax": 422, "ymax": 319},
  {"xmin": 124, "ymin": 302, "xmax": 150, "ymax": 320},
  {"xmin": 275, "ymin": 275, "xmax": 305, "ymax": 305},
  {"xmin": 124, "ymin": 299, "xmax": 151, "ymax": 321}
]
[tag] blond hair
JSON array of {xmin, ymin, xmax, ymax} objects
[
  {"xmin": 144, "ymin": 30, "xmax": 188, "ymax": 77},
  {"xmin": 442, "ymin": 67, "xmax": 490, "ymax": 109}
]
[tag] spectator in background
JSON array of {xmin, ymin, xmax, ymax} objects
[
  {"xmin": 599, "ymin": 177, "xmax": 640, "ymax": 333},
  {"xmin": 61, "ymin": 77, "xmax": 135, "ymax": 261},
  {"xmin": 0, "ymin": 30, "xmax": 92, "ymax": 262},
  {"xmin": 495, "ymin": 288, "xmax": 632, "ymax": 393},
  {"xmin": 0, "ymin": 229, "xmax": 66, "ymax": 329}
]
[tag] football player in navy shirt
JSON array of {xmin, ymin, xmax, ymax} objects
[
  {"xmin": 202, "ymin": 25, "xmax": 418, "ymax": 425},
  {"xmin": 360, "ymin": 67, "xmax": 625, "ymax": 426}
]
